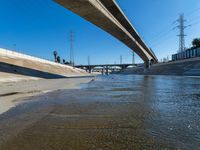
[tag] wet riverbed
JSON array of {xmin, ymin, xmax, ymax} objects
[{"xmin": 0, "ymin": 75, "xmax": 200, "ymax": 150}]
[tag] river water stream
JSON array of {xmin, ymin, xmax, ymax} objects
[{"xmin": 0, "ymin": 75, "xmax": 199, "ymax": 150}]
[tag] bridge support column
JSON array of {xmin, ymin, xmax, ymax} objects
[
  {"xmin": 101, "ymin": 69, "xmax": 104, "ymax": 75},
  {"xmin": 105, "ymin": 66, "xmax": 109, "ymax": 75},
  {"xmin": 144, "ymin": 60, "xmax": 151, "ymax": 72},
  {"xmin": 86, "ymin": 67, "xmax": 92, "ymax": 73},
  {"xmin": 145, "ymin": 61, "xmax": 150, "ymax": 68},
  {"xmin": 122, "ymin": 65, "xmax": 127, "ymax": 70},
  {"xmin": 89, "ymin": 67, "xmax": 92, "ymax": 73}
]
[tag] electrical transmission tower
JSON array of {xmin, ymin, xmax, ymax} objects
[
  {"xmin": 69, "ymin": 31, "xmax": 75, "ymax": 66},
  {"xmin": 174, "ymin": 14, "xmax": 190, "ymax": 52}
]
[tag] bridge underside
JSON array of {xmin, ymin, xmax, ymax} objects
[{"xmin": 54, "ymin": 0, "xmax": 158, "ymax": 64}]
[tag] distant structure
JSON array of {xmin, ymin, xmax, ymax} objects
[
  {"xmin": 120, "ymin": 55, "xmax": 122, "ymax": 64},
  {"xmin": 87, "ymin": 56, "xmax": 91, "ymax": 73},
  {"xmin": 174, "ymin": 14, "xmax": 190, "ymax": 52},
  {"xmin": 172, "ymin": 38, "xmax": 200, "ymax": 61},
  {"xmin": 87, "ymin": 56, "xmax": 90, "ymax": 66},
  {"xmin": 172, "ymin": 47, "xmax": 200, "ymax": 61},
  {"xmin": 132, "ymin": 52, "xmax": 135, "ymax": 64},
  {"xmin": 69, "ymin": 30, "xmax": 75, "ymax": 66}
]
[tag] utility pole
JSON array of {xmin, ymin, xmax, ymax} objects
[
  {"xmin": 69, "ymin": 30, "xmax": 75, "ymax": 66},
  {"xmin": 87, "ymin": 56, "xmax": 90, "ymax": 66},
  {"xmin": 87, "ymin": 56, "xmax": 91, "ymax": 73},
  {"xmin": 13, "ymin": 44, "xmax": 17, "ymax": 51},
  {"xmin": 120, "ymin": 55, "xmax": 122, "ymax": 64},
  {"xmin": 174, "ymin": 14, "xmax": 190, "ymax": 52},
  {"xmin": 132, "ymin": 51, "xmax": 135, "ymax": 64}
]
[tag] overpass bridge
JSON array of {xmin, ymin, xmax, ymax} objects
[
  {"xmin": 54, "ymin": 0, "xmax": 158, "ymax": 68},
  {"xmin": 75, "ymin": 63, "xmax": 135, "ymax": 73}
]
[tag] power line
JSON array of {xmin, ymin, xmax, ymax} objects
[
  {"xmin": 185, "ymin": 7, "xmax": 200, "ymax": 18},
  {"xmin": 152, "ymin": 33, "xmax": 176, "ymax": 48},
  {"xmin": 188, "ymin": 14, "xmax": 200, "ymax": 23},
  {"xmin": 191, "ymin": 19, "xmax": 200, "ymax": 26},
  {"xmin": 150, "ymin": 21, "xmax": 177, "ymax": 46},
  {"xmin": 189, "ymin": 16, "xmax": 200, "ymax": 25},
  {"xmin": 151, "ymin": 28, "xmax": 174, "ymax": 45}
]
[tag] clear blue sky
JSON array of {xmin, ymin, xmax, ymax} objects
[{"xmin": 0, "ymin": 0, "xmax": 199, "ymax": 65}]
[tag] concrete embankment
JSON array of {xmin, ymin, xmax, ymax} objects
[
  {"xmin": 0, "ymin": 48, "xmax": 91, "ymax": 81},
  {"xmin": 120, "ymin": 57, "xmax": 200, "ymax": 76},
  {"xmin": 0, "ymin": 48, "xmax": 95, "ymax": 115}
]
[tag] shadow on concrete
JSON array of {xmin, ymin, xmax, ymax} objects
[{"xmin": 0, "ymin": 62, "xmax": 67, "ymax": 79}]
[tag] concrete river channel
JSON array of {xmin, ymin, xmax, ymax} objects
[{"xmin": 0, "ymin": 75, "xmax": 199, "ymax": 150}]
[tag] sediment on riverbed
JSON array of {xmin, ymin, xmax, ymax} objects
[{"xmin": 0, "ymin": 77, "xmax": 94, "ymax": 115}]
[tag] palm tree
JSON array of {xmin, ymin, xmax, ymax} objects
[
  {"xmin": 63, "ymin": 59, "xmax": 66, "ymax": 64},
  {"xmin": 57, "ymin": 56, "xmax": 61, "ymax": 63},
  {"xmin": 192, "ymin": 38, "xmax": 200, "ymax": 48},
  {"xmin": 65, "ymin": 61, "xmax": 70, "ymax": 65},
  {"xmin": 53, "ymin": 51, "xmax": 58, "ymax": 62}
]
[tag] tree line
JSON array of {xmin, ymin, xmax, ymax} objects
[
  {"xmin": 53, "ymin": 51, "xmax": 72, "ymax": 65},
  {"xmin": 192, "ymin": 38, "xmax": 200, "ymax": 48}
]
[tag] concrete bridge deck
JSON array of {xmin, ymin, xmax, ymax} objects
[{"xmin": 54, "ymin": 0, "xmax": 158, "ymax": 65}]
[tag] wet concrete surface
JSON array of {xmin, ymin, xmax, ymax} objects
[{"xmin": 0, "ymin": 75, "xmax": 200, "ymax": 150}]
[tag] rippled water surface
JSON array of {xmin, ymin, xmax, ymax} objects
[{"xmin": 0, "ymin": 75, "xmax": 200, "ymax": 150}]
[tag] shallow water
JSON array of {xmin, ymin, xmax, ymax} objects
[{"xmin": 0, "ymin": 75, "xmax": 200, "ymax": 150}]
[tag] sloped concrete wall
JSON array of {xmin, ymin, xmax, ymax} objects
[
  {"xmin": 0, "ymin": 48, "xmax": 89, "ymax": 78},
  {"xmin": 120, "ymin": 57, "xmax": 200, "ymax": 76}
]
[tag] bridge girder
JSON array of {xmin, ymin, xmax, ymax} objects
[{"xmin": 54, "ymin": 0, "xmax": 158, "ymax": 64}]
